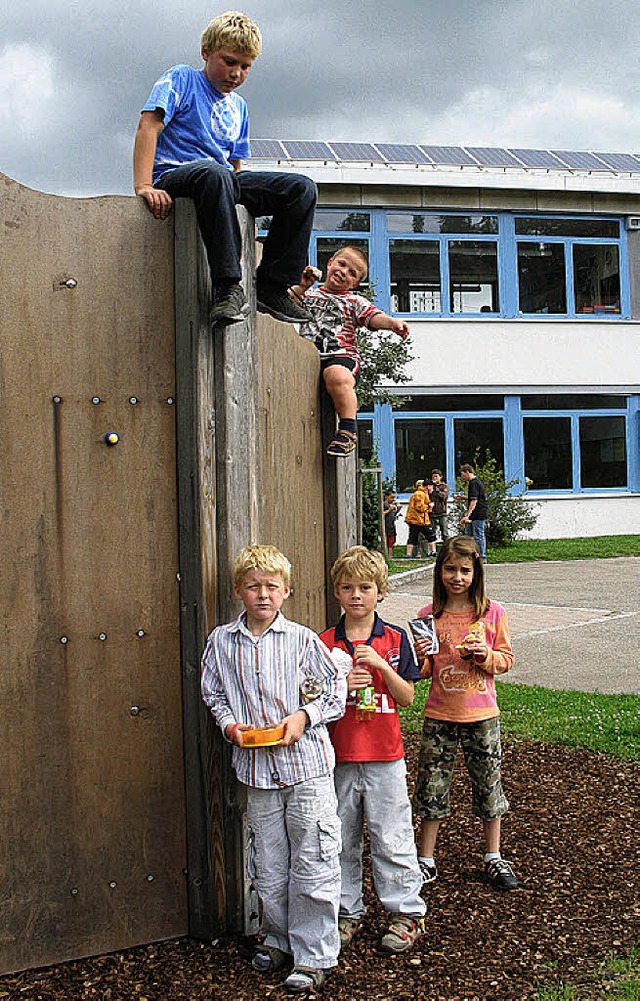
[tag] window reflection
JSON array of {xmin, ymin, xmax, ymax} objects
[
  {"xmin": 580, "ymin": 417, "xmax": 626, "ymax": 487},
  {"xmin": 394, "ymin": 419, "xmax": 445, "ymax": 492},
  {"xmin": 517, "ymin": 243, "xmax": 567, "ymax": 314},
  {"xmin": 524, "ymin": 418, "xmax": 572, "ymax": 489},
  {"xmin": 449, "ymin": 241, "xmax": 499, "ymax": 313},
  {"xmin": 573, "ymin": 245, "xmax": 620, "ymax": 314},
  {"xmin": 390, "ymin": 240, "xmax": 441, "ymax": 313}
]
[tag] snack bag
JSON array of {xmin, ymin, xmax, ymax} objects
[{"xmin": 409, "ymin": 615, "xmax": 439, "ymax": 655}]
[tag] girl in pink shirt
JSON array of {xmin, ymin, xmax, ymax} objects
[{"xmin": 412, "ymin": 535, "xmax": 518, "ymax": 891}]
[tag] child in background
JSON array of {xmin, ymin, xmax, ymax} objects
[
  {"xmin": 290, "ymin": 248, "xmax": 409, "ymax": 457},
  {"xmin": 404, "ymin": 479, "xmax": 436, "ymax": 558},
  {"xmin": 320, "ymin": 546, "xmax": 426, "ymax": 953},
  {"xmin": 412, "ymin": 535, "xmax": 518, "ymax": 890},
  {"xmin": 383, "ymin": 491, "xmax": 401, "ymax": 558},
  {"xmin": 201, "ymin": 545, "xmax": 346, "ymax": 994},
  {"xmin": 429, "ymin": 469, "xmax": 450, "ymax": 544}
]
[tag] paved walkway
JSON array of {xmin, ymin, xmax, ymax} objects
[{"xmin": 384, "ymin": 557, "xmax": 640, "ymax": 694}]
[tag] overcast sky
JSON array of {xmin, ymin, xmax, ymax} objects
[{"xmin": 2, "ymin": 0, "xmax": 640, "ymax": 197}]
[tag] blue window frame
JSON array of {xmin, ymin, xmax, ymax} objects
[
  {"xmin": 366, "ymin": 394, "xmax": 639, "ymax": 497},
  {"xmin": 304, "ymin": 209, "xmax": 630, "ymax": 319}
]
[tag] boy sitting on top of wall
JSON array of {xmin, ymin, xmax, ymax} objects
[
  {"xmin": 133, "ymin": 10, "xmax": 316, "ymax": 329},
  {"xmin": 290, "ymin": 246, "xmax": 410, "ymax": 457}
]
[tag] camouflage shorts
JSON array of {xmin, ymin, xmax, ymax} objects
[{"xmin": 412, "ymin": 716, "xmax": 509, "ymax": 821}]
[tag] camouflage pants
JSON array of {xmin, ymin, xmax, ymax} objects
[{"xmin": 412, "ymin": 716, "xmax": 509, "ymax": 821}]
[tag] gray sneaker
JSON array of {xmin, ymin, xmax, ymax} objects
[
  {"xmin": 257, "ymin": 287, "xmax": 313, "ymax": 324},
  {"xmin": 210, "ymin": 283, "xmax": 250, "ymax": 326}
]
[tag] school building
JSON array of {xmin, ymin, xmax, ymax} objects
[{"xmin": 252, "ymin": 140, "xmax": 640, "ymax": 540}]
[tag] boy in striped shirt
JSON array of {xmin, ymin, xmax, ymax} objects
[{"xmin": 201, "ymin": 545, "xmax": 346, "ymax": 994}]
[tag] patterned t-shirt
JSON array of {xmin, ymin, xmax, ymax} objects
[
  {"xmin": 417, "ymin": 601, "xmax": 514, "ymax": 723},
  {"xmin": 142, "ymin": 64, "xmax": 250, "ymax": 183},
  {"xmin": 300, "ymin": 286, "xmax": 381, "ymax": 367}
]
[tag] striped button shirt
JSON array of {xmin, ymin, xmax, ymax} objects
[{"xmin": 201, "ymin": 612, "xmax": 347, "ymax": 789}]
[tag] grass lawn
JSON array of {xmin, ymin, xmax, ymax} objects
[
  {"xmin": 387, "ymin": 536, "xmax": 640, "ymax": 574},
  {"xmin": 400, "ymin": 681, "xmax": 640, "ymax": 761},
  {"xmin": 533, "ymin": 948, "xmax": 640, "ymax": 1000},
  {"xmin": 488, "ymin": 534, "xmax": 640, "ymax": 563}
]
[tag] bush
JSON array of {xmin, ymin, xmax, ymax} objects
[
  {"xmin": 450, "ymin": 450, "xmax": 539, "ymax": 546},
  {"xmin": 361, "ymin": 460, "xmax": 381, "ymax": 551}
]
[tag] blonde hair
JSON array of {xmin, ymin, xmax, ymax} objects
[
  {"xmin": 233, "ymin": 544, "xmax": 290, "ymax": 588},
  {"xmin": 331, "ymin": 545, "xmax": 388, "ymax": 596},
  {"xmin": 330, "ymin": 245, "xmax": 369, "ymax": 280},
  {"xmin": 432, "ymin": 535, "xmax": 489, "ymax": 619},
  {"xmin": 201, "ymin": 10, "xmax": 262, "ymax": 57}
]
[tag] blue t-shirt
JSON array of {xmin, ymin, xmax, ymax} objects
[{"xmin": 142, "ymin": 64, "xmax": 251, "ymax": 183}]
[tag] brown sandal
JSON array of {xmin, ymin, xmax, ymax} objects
[{"xmin": 326, "ymin": 431, "xmax": 357, "ymax": 456}]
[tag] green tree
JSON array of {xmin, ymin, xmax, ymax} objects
[
  {"xmin": 356, "ymin": 280, "xmax": 414, "ymax": 410},
  {"xmin": 451, "ymin": 450, "xmax": 540, "ymax": 546}
]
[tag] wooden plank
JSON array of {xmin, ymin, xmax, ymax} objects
[
  {"xmin": 173, "ymin": 199, "xmax": 218, "ymax": 939},
  {"xmin": 321, "ymin": 391, "xmax": 358, "ymax": 623},
  {"xmin": 257, "ymin": 316, "xmax": 327, "ymax": 631},
  {"xmin": 175, "ymin": 202, "xmax": 257, "ymax": 937},
  {"xmin": 0, "ymin": 174, "xmax": 187, "ymax": 973}
]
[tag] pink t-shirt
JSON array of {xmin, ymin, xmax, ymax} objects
[{"xmin": 417, "ymin": 601, "xmax": 514, "ymax": 723}]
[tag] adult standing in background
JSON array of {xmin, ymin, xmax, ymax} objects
[
  {"xmin": 460, "ymin": 464, "xmax": 488, "ymax": 563},
  {"xmin": 430, "ymin": 469, "xmax": 450, "ymax": 545}
]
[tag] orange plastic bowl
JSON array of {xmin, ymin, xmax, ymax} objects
[{"xmin": 242, "ymin": 724, "xmax": 285, "ymax": 748}]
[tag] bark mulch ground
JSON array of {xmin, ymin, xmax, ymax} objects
[{"xmin": 2, "ymin": 738, "xmax": 638, "ymax": 1001}]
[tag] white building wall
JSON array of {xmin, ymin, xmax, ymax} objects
[
  {"xmin": 403, "ymin": 319, "xmax": 640, "ymax": 391},
  {"xmin": 394, "ymin": 494, "xmax": 640, "ymax": 543}
]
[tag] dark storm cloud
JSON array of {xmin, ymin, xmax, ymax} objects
[{"xmin": 2, "ymin": 0, "xmax": 640, "ymax": 196}]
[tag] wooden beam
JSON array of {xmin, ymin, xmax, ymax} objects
[{"xmin": 321, "ymin": 388, "xmax": 358, "ymax": 623}]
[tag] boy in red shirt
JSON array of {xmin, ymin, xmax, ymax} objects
[{"xmin": 320, "ymin": 546, "xmax": 426, "ymax": 953}]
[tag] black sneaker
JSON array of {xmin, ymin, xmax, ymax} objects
[
  {"xmin": 210, "ymin": 283, "xmax": 250, "ymax": 326},
  {"xmin": 419, "ymin": 858, "xmax": 438, "ymax": 885},
  {"xmin": 257, "ymin": 287, "xmax": 313, "ymax": 324},
  {"xmin": 484, "ymin": 857, "xmax": 518, "ymax": 890}
]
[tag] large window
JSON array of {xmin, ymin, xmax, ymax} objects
[
  {"xmin": 387, "ymin": 214, "xmax": 499, "ymax": 316},
  {"xmin": 454, "ymin": 419, "xmax": 504, "ymax": 471},
  {"xmin": 306, "ymin": 210, "xmax": 628, "ymax": 319},
  {"xmin": 390, "ymin": 241, "xmax": 441, "ymax": 312},
  {"xmin": 517, "ymin": 243, "xmax": 566, "ymax": 314},
  {"xmin": 365, "ymin": 394, "xmax": 634, "ymax": 496},
  {"xmin": 449, "ymin": 241, "xmax": 499, "ymax": 312},
  {"xmin": 395, "ymin": 419, "xmax": 445, "ymax": 492},
  {"xmin": 515, "ymin": 217, "xmax": 622, "ymax": 317},
  {"xmin": 579, "ymin": 416, "xmax": 627, "ymax": 487},
  {"xmin": 524, "ymin": 417, "xmax": 573, "ymax": 489}
]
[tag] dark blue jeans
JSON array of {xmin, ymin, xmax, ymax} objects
[
  {"xmin": 464, "ymin": 519, "xmax": 487, "ymax": 562},
  {"xmin": 156, "ymin": 160, "xmax": 317, "ymax": 289}
]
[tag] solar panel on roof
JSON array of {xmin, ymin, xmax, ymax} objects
[
  {"xmin": 250, "ymin": 139, "xmax": 287, "ymax": 158},
  {"xmin": 596, "ymin": 152, "xmax": 640, "ymax": 171},
  {"xmin": 329, "ymin": 142, "xmax": 384, "ymax": 161},
  {"xmin": 419, "ymin": 145, "xmax": 477, "ymax": 166},
  {"xmin": 551, "ymin": 150, "xmax": 611, "ymax": 170},
  {"xmin": 465, "ymin": 147, "xmax": 522, "ymax": 167},
  {"xmin": 508, "ymin": 149, "xmax": 566, "ymax": 169},
  {"xmin": 281, "ymin": 140, "xmax": 336, "ymax": 160},
  {"xmin": 375, "ymin": 143, "xmax": 431, "ymax": 163}
]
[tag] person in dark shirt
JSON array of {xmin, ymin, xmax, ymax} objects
[{"xmin": 460, "ymin": 464, "xmax": 489, "ymax": 563}]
